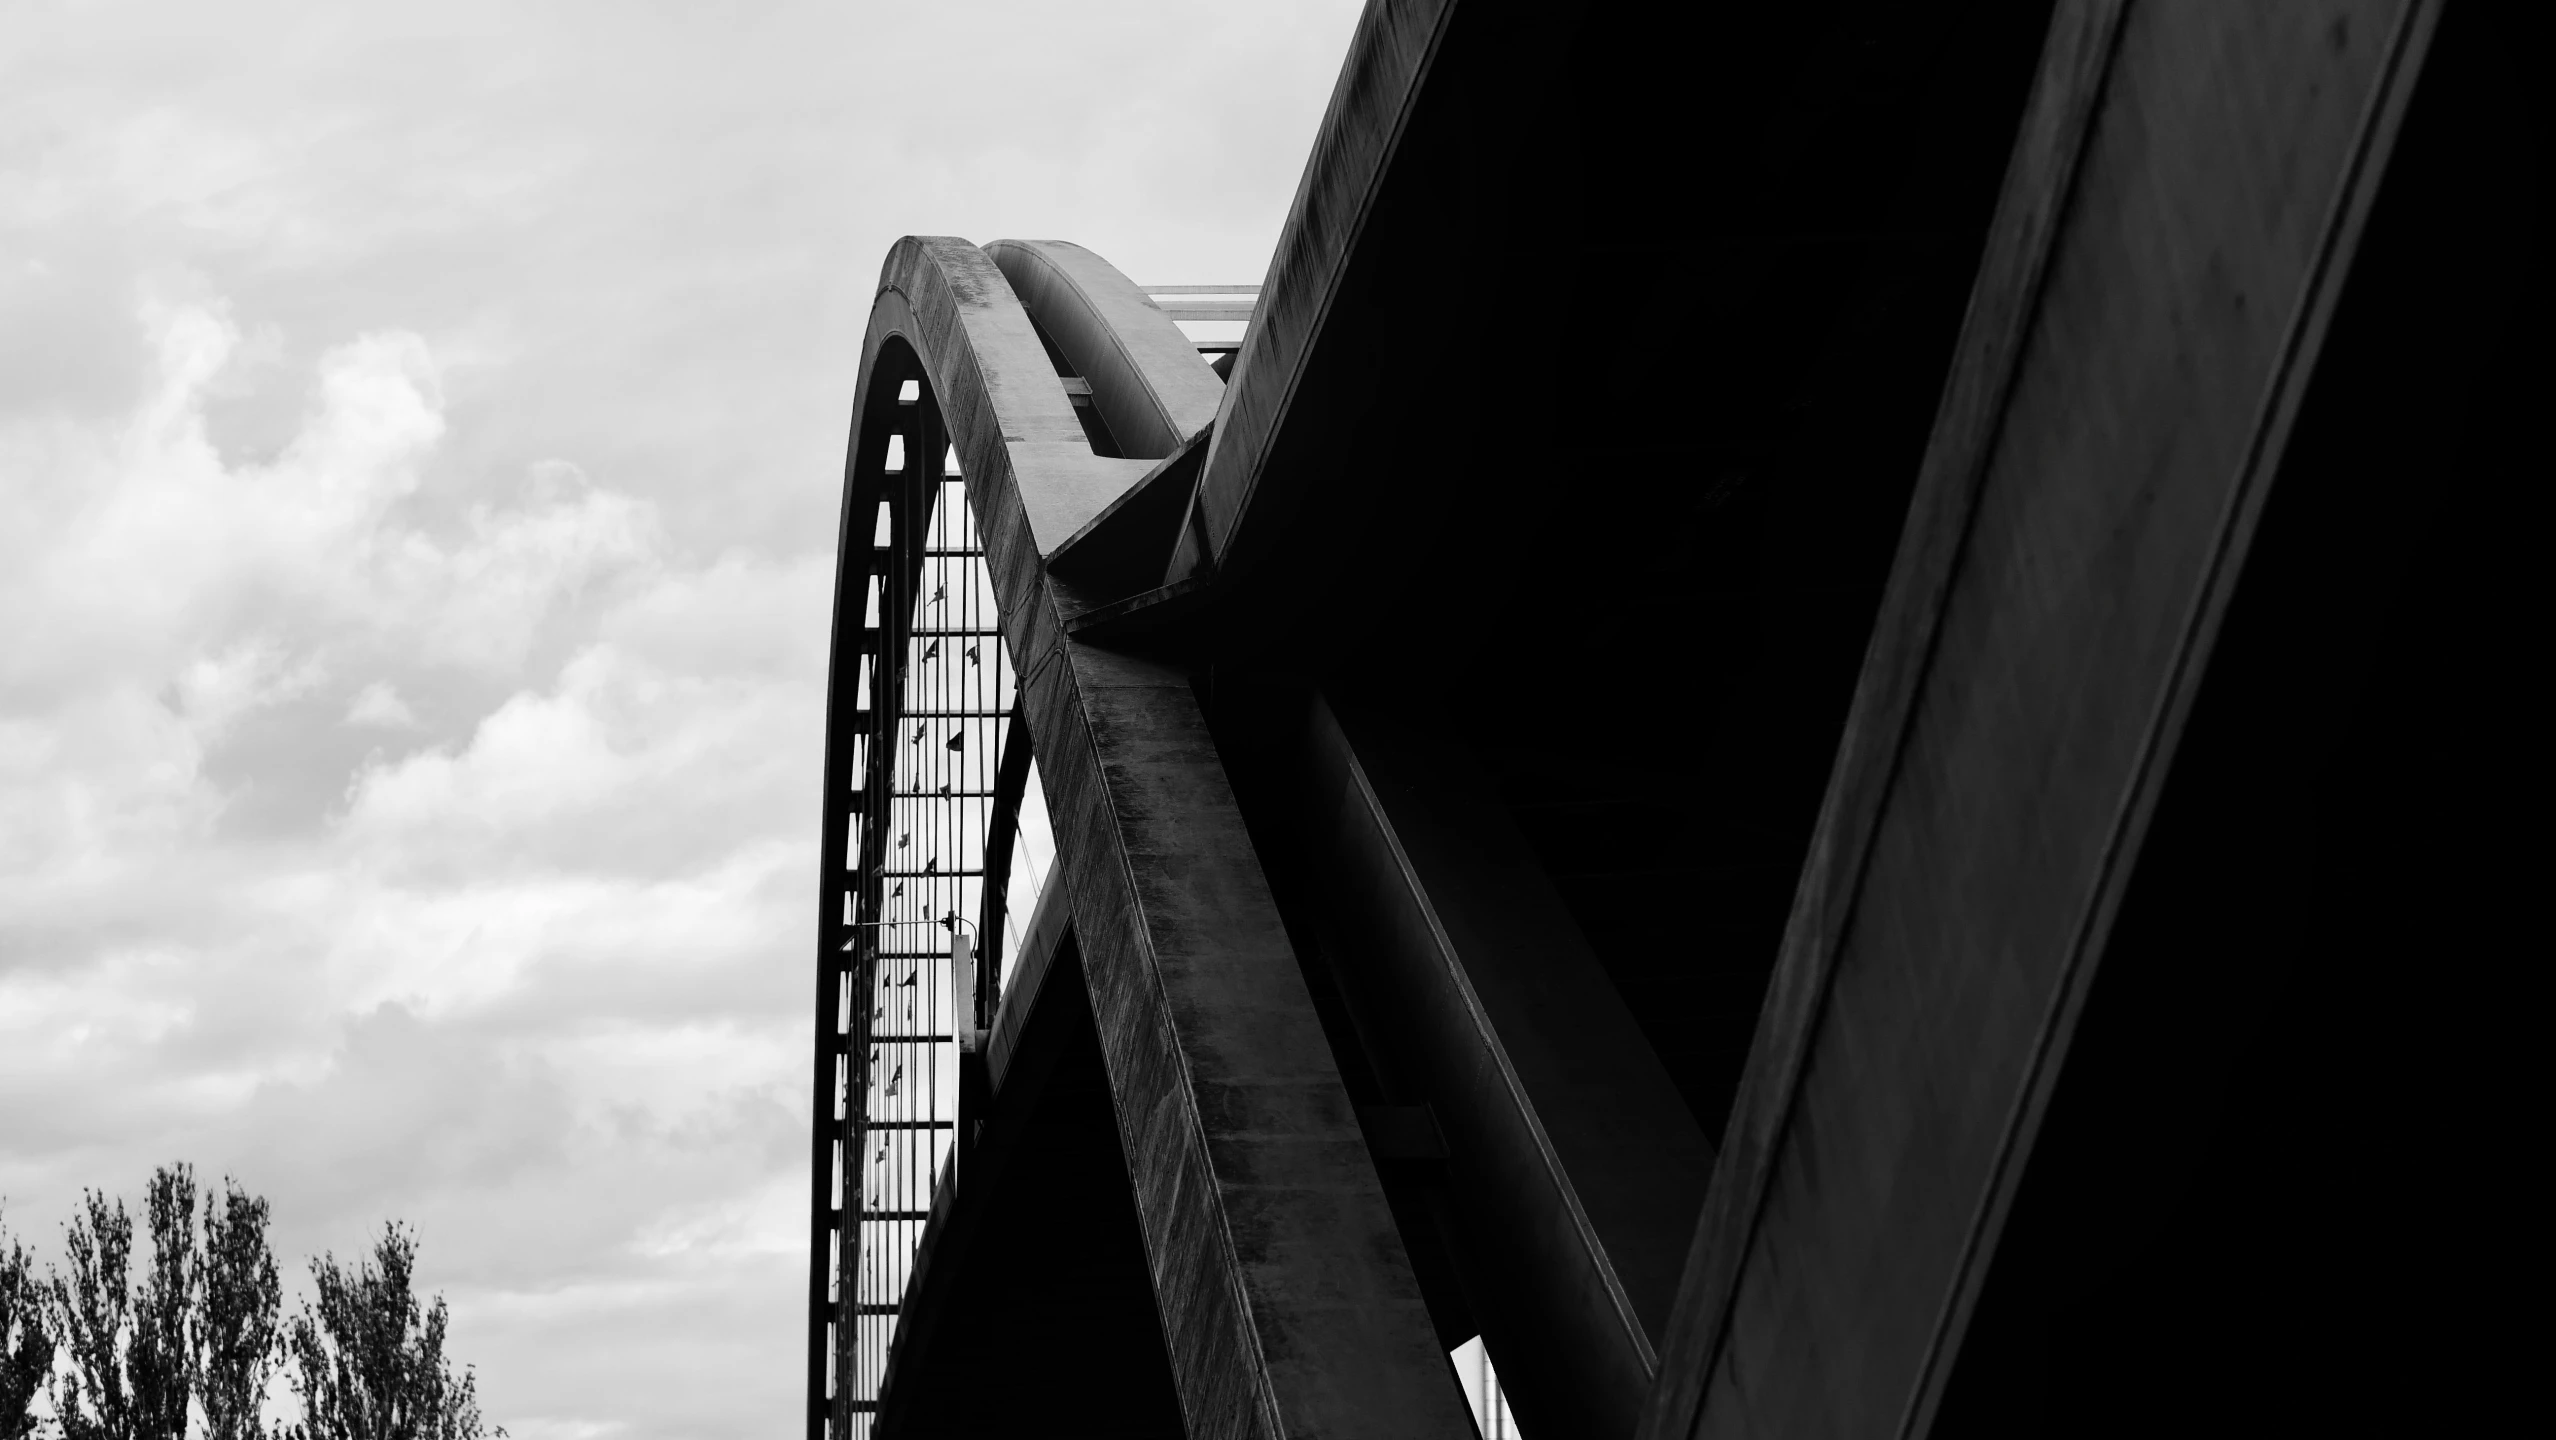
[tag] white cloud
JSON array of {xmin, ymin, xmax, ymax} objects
[
  {"xmin": 345, "ymin": 679, "xmax": 419, "ymax": 728},
  {"xmin": 3, "ymin": 299, "xmax": 661, "ymax": 700},
  {"xmin": 177, "ymin": 638, "xmax": 326, "ymax": 741},
  {"xmin": 0, "ymin": 295, "xmax": 807, "ymax": 1428},
  {"xmin": 340, "ymin": 562, "xmax": 824, "ymax": 883}
]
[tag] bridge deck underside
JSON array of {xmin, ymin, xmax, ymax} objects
[{"xmin": 818, "ymin": 2, "xmax": 2542, "ymax": 1436}]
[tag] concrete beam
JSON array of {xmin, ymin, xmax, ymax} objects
[
  {"xmin": 1047, "ymin": 430, "xmax": 1213, "ymax": 613},
  {"xmin": 864, "ymin": 237, "xmax": 1155, "ymax": 557},
  {"xmin": 986, "ymin": 239, "xmax": 1225, "ymax": 461},
  {"xmin": 1166, "ymin": 0, "xmax": 1457, "ymax": 587},
  {"xmin": 1302, "ymin": 693, "xmax": 1714, "ymax": 1438},
  {"xmin": 985, "ymin": 871, "xmax": 1071, "ymax": 1093},
  {"xmin": 1639, "ymin": 3, "xmax": 2438, "ymax": 1437},
  {"xmin": 1021, "ymin": 643, "xmax": 1468, "ymax": 1440}
]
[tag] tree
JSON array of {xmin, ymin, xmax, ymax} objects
[
  {"xmin": 199, "ymin": 1180, "xmax": 284, "ymax": 1440},
  {"xmin": 0, "ymin": 1208, "xmax": 51, "ymax": 1440},
  {"xmin": 48, "ymin": 1163, "xmax": 202, "ymax": 1440},
  {"xmin": 45, "ymin": 1164, "xmax": 287, "ymax": 1440},
  {"xmin": 283, "ymin": 1223, "xmax": 501, "ymax": 1440},
  {"xmin": 49, "ymin": 1187, "xmax": 137, "ymax": 1440},
  {"xmin": 129, "ymin": 1165, "xmax": 197, "ymax": 1440}
]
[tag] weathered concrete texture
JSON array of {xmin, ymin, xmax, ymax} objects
[
  {"xmin": 864, "ymin": 236, "xmax": 1155, "ymax": 556},
  {"xmin": 1641, "ymin": 3, "xmax": 2436, "ymax": 1438},
  {"xmin": 849, "ymin": 234, "xmax": 1471, "ymax": 1438},
  {"xmin": 1026, "ymin": 642, "xmax": 1467, "ymax": 1440},
  {"xmin": 985, "ymin": 240, "xmax": 1225, "ymax": 460},
  {"xmin": 986, "ymin": 241, "xmax": 1226, "ymax": 607}
]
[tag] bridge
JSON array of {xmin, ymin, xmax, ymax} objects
[{"xmin": 805, "ymin": 2, "xmax": 2536, "ymax": 1435}]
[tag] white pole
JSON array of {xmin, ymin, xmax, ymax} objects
[{"xmin": 952, "ymin": 928, "xmax": 978, "ymax": 1052}]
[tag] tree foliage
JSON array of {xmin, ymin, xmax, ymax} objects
[
  {"xmin": 282, "ymin": 1223, "xmax": 499, "ymax": 1440},
  {"xmin": 42, "ymin": 1164, "xmax": 202, "ymax": 1440},
  {"xmin": 199, "ymin": 1182, "xmax": 284, "ymax": 1440},
  {"xmin": 129, "ymin": 1166, "xmax": 197, "ymax": 1440},
  {"xmin": 48, "ymin": 1188, "xmax": 138, "ymax": 1440},
  {"xmin": 1, "ymin": 1210, "xmax": 51, "ymax": 1440}
]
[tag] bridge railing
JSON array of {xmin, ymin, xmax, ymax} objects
[{"xmin": 819, "ymin": 369, "xmax": 1047, "ymax": 1437}]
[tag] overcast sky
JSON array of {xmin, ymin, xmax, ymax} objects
[{"xmin": 0, "ymin": 2, "xmax": 1365, "ymax": 1434}]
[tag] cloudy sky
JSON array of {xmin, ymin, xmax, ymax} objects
[{"xmin": 0, "ymin": 2, "xmax": 1364, "ymax": 1433}]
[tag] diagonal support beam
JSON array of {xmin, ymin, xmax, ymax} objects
[
  {"xmin": 1639, "ymin": 2, "xmax": 2440, "ymax": 1437},
  {"xmin": 1300, "ymin": 691, "xmax": 1713, "ymax": 1438},
  {"xmin": 1168, "ymin": 0, "xmax": 1459, "ymax": 591},
  {"xmin": 1015, "ymin": 639, "xmax": 1470, "ymax": 1440}
]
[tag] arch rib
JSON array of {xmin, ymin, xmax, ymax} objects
[
  {"xmin": 813, "ymin": 235, "xmax": 1471, "ymax": 1440},
  {"xmin": 985, "ymin": 238, "xmax": 1227, "ymax": 461}
]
